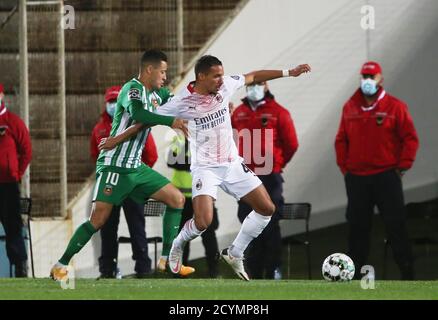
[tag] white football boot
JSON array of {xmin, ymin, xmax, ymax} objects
[
  {"xmin": 220, "ymin": 248, "xmax": 250, "ymax": 281},
  {"xmin": 168, "ymin": 241, "xmax": 184, "ymax": 274}
]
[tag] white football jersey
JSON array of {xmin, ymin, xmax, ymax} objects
[{"xmin": 157, "ymin": 75, "xmax": 245, "ymax": 169}]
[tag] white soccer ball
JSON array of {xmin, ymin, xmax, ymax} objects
[{"xmin": 322, "ymin": 253, "xmax": 355, "ymax": 282}]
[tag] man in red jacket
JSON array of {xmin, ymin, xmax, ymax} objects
[
  {"xmin": 91, "ymin": 85, "xmax": 158, "ymax": 278},
  {"xmin": 335, "ymin": 61, "xmax": 419, "ymax": 280},
  {"xmin": 0, "ymin": 83, "xmax": 32, "ymax": 277},
  {"xmin": 231, "ymin": 82, "xmax": 298, "ymax": 279}
]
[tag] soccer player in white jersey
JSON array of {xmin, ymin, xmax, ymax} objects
[
  {"xmin": 161, "ymin": 56, "xmax": 310, "ymax": 280},
  {"xmin": 101, "ymin": 55, "xmax": 310, "ymax": 280}
]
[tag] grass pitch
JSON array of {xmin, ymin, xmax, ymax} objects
[{"xmin": 0, "ymin": 278, "xmax": 437, "ymax": 300}]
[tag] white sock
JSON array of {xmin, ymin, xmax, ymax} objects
[
  {"xmin": 173, "ymin": 218, "xmax": 204, "ymax": 249},
  {"xmin": 230, "ymin": 211, "xmax": 271, "ymax": 258}
]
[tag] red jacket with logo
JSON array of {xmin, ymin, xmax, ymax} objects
[
  {"xmin": 231, "ymin": 95, "xmax": 298, "ymax": 174},
  {"xmin": 335, "ymin": 88, "xmax": 419, "ymax": 176},
  {"xmin": 90, "ymin": 111, "xmax": 158, "ymax": 167},
  {"xmin": 0, "ymin": 105, "xmax": 32, "ymax": 183}
]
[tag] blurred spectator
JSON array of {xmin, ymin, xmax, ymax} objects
[
  {"xmin": 231, "ymin": 82, "xmax": 298, "ymax": 279},
  {"xmin": 90, "ymin": 85, "xmax": 157, "ymax": 278},
  {"xmin": 335, "ymin": 61, "xmax": 419, "ymax": 280},
  {"xmin": 166, "ymin": 134, "xmax": 220, "ymax": 278},
  {"xmin": 0, "ymin": 83, "xmax": 32, "ymax": 277}
]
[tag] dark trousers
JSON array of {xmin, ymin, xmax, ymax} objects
[
  {"xmin": 179, "ymin": 197, "xmax": 220, "ymax": 278},
  {"xmin": 0, "ymin": 183, "xmax": 27, "ymax": 266},
  {"xmin": 345, "ymin": 169, "xmax": 414, "ymax": 279},
  {"xmin": 99, "ymin": 197, "xmax": 152, "ymax": 275},
  {"xmin": 238, "ymin": 173, "xmax": 284, "ymax": 279}
]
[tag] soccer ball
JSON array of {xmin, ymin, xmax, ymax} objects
[{"xmin": 322, "ymin": 253, "xmax": 355, "ymax": 282}]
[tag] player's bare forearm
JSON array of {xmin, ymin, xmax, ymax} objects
[
  {"xmin": 98, "ymin": 123, "xmax": 147, "ymax": 151},
  {"xmin": 244, "ymin": 64, "xmax": 311, "ymax": 85},
  {"xmin": 117, "ymin": 123, "xmax": 146, "ymax": 143}
]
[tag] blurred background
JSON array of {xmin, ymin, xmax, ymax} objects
[{"xmin": 0, "ymin": 0, "xmax": 437, "ymax": 280}]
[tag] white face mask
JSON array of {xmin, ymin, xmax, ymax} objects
[
  {"xmin": 246, "ymin": 85, "xmax": 265, "ymax": 101},
  {"xmin": 106, "ymin": 102, "xmax": 117, "ymax": 118},
  {"xmin": 361, "ymin": 78, "xmax": 379, "ymax": 96}
]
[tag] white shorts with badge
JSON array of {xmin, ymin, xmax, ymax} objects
[{"xmin": 191, "ymin": 158, "xmax": 262, "ymax": 200}]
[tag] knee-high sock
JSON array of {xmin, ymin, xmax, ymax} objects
[
  {"xmin": 173, "ymin": 218, "xmax": 204, "ymax": 249},
  {"xmin": 59, "ymin": 221, "xmax": 97, "ymax": 265},
  {"xmin": 161, "ymin": 206, "xmax": 183, "ymax": 257},
  {"xmin": 230, "ymin": 211, "xmax": 271, "ymax": 258}
]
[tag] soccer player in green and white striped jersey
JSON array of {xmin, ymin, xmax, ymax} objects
[
  {"xmin": 96, "ymin": 85, "xmax": 172, "ymax": 171},
  {"xmin": 50, "ymin": 50, "xmax": 192, "ymax": 281}
]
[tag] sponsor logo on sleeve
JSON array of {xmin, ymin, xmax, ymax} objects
[
  {"xmin": 128, "ymin": 88, "xmax": 141, "ymax": 101},
  {"xmin": 231, "ymin": 75, "xmax": 240, "ymax": 80}
]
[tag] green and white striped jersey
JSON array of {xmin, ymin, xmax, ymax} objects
[{"xmin": 96, "ymin": 78, "xmax": 173, "ymax": 172}]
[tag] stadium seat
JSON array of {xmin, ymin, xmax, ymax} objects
[
  {"xmin": 117, "ymin": 200, "xmax": 165, "ymax": 274},
  {"xmin": 0, "ymin": 197, "xmax": 34, "ymax": 278},
  {"xmin": 382, "ymin": 201, "xmax": 438, "ymax": 279},
  {"xmin": 280, "ymin": 203, "xmax": 312, "ymax": 279}
]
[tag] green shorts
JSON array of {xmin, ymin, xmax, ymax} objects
[{"xmin": 93, "ymin": 164, "xmax": 170, "ymax": 205}]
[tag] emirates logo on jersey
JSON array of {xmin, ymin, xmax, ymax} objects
[{"xmin": 195, "ymin": 179, "xmax": 202, "ymax": 190}]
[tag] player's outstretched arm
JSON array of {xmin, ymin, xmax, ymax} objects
[
  {"xmin": 127, "ymin": 94, "xmax": 188, "ymax": 135},
  {"xmin": 130, "ymin": 100, "xmax": 188, "ymax": 135},
  {"xmin": 99, "ymin": 118, "xmax": 187, "ymax": 151},
  {"xmin": 244, "ymin": 64, "xmax": 311, "ymax": 85},
  {"xmin": 130, "ymin": 103, "xmax": 176, "ymax": 127}
]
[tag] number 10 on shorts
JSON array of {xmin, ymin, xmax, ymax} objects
[{"xmin": 105, "ymin": 172, "xmax": 120, "ymax": 186}]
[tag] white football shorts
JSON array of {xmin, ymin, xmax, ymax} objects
[{"xmin": 191, "ymin": 158, "xmax": 262, "ymax": 200}]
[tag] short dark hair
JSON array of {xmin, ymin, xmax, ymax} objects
[
  {"xmin": 140, "ymin": 49, "xmax": 167, "ymax": 69},
  {"xmin": 194, "ymin": 55, "xmax": 222, "ymax": 78}
]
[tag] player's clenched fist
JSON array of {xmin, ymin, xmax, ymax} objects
[
  {"xmin": 288, "ymin": 64, "xmax": 311, "ymax": 77},
  {"xmin": 171, "ymin": 118, "xmax": 188, "ymax": 137}
]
